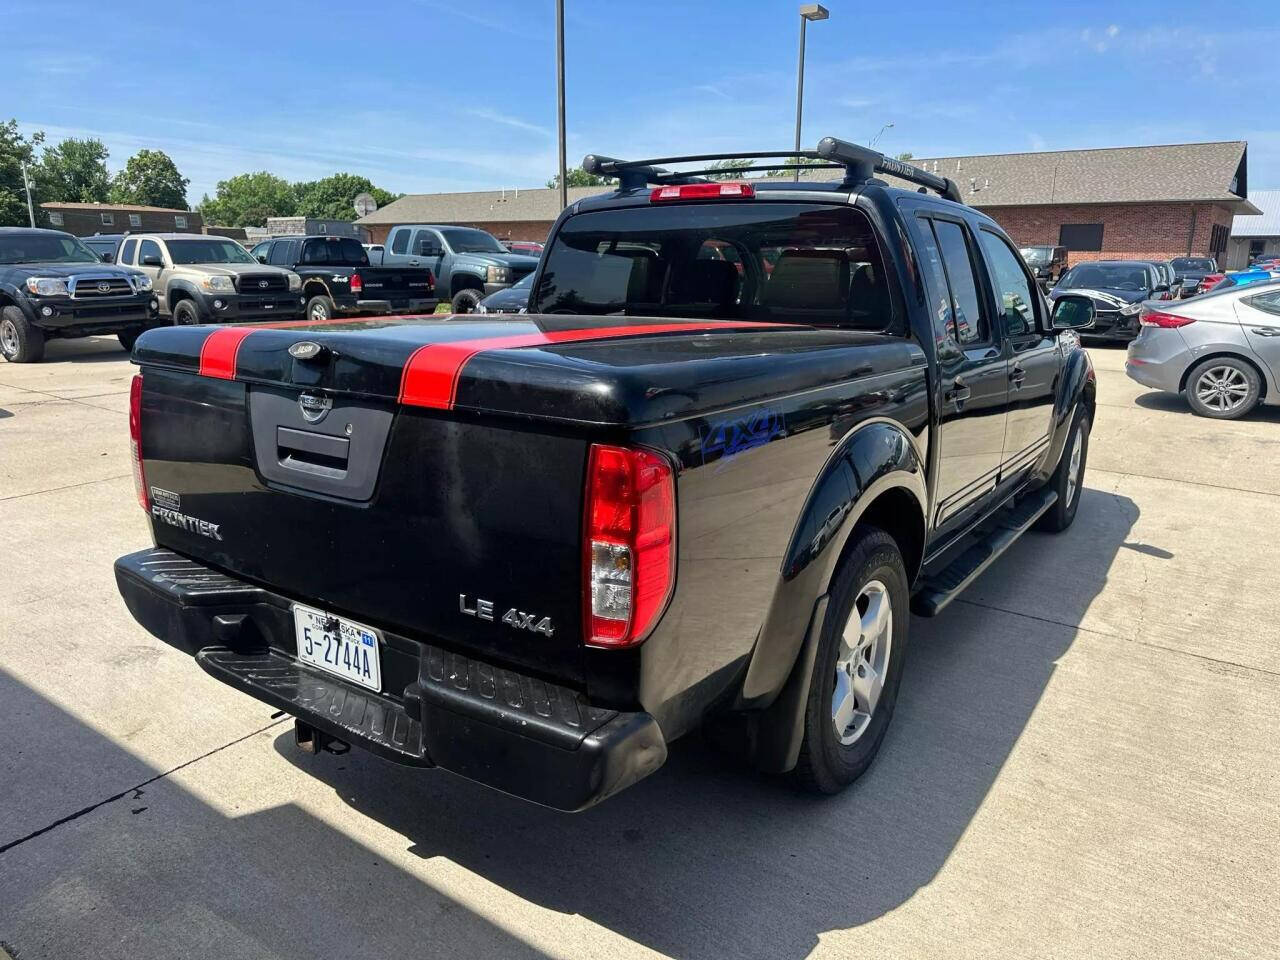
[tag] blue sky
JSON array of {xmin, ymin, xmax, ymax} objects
[{"xmin": 5, "ymin": 0, "xmax": 1276, "ymax": 205}]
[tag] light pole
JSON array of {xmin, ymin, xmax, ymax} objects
[
  {"xmin": 793, "ymin": 3, "xmax": 829, "ymax": 181},
  {"xmin": 555, "ymin": 0, "xmax": 567, "ymax": 211},
  {"xmin": 870, "ymin": 123, "xmax": 894, "ymax": 149},
  {"xmin": 21, "ymin": 161, "xmax": 35, "ymax": 227}
]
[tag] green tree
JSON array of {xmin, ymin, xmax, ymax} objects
[
  {"xmin": 765, "ymin": 156, "xmax": 827, "ymax": 178},
  {"xmin": 293, "ymin": 173, "xmax": 401, "ymax": 221},
  {"xmin": 109, "ymin": 149, "xmax": 189, "ymax": 209},
  {"xmin": 546, "ymin": 167, "xmax": 611, "ymax": 189},
  {"xmin": 37, "ymin": 137, "xmax": 111, "ymax": 203},
  {"xmin": 706, "ymin": 158, "xmax": 754, "ymax": 180},
  {"xmin": 0, "ymin": 120, "xmax": 45, "ymax": 226},
  {"xmin": 198, "ymin": 172, "xmax": 296, "ymax": 227},
  {"xmin": 895, "ymin": 152, "xmax": 914, "ymax": 161}
]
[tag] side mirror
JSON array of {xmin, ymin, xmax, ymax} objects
[
  {"xmin": 100, "ymin": 252, "xmax": 113, "ymax": 263},
  {"xmin": 1051, "ymin": 294, "xmax": 1096, "ymax": 331},
  {"xmin": 256, "ymin": 255, "xmax": 268, "ymax": 264},
  {"xmin": 141, "ymin": 254, "xmax": 163, "ymax": 267},
  {"xmin": 417, "ymin": 240, "xmax": 441, "ymax": 256}
]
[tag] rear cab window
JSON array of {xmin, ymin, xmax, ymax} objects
[
  {"xmin": 531, "ymin": 202, "xmax": 897, "ymax": 331},
  {"xmin": 301, "ymin": 238, "xmax": 368, "ymax": 265}
]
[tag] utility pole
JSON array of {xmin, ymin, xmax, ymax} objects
[
  {"xmin": 21, "ymin": 161, "xmax": 35, "ymax": 227},
  {"xmin": 556, "ymin": 0, "xmax": 567, "ymax": 210}
]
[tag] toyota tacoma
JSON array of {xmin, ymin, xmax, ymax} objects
[{"xmin": 115, "ymin": 138, "xmax": 1097, "ymax": 810}]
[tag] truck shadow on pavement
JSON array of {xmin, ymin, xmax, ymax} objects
[
  {"xmin": 269, "ymin": 484, "xmax": 1140, "ymax": 960},
  {"xmin": 1133, "ymin": 390, "xmax": 1280, "ymax": 422}
]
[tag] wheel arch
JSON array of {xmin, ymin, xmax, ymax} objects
[
  {"xmin": 1178, "ymin": 350, "xmax": 1269, "ymax": 401},
  {"xmin": 450, "ymin": 272, "xmax": 484, "ymax": 293}
]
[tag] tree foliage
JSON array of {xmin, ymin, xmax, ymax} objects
[
  {"xmin": 706, "ymin": 158, "xmax": 754, "ymax": 180},
  {"xmin": 37, "ymin": 137, "xmax": 110, "ymax": 203},
  {"xmin": 198, "ymin": 172, "xmax": 296, "ymax": 227},
  {"xmin": 546, "ymin": 167, "xmax": 611, "ymax": 189},
  {"xmin": 109, "ymin": 149, "xmax": 189, "ymax": 209},
  {"xmin": 294, "ymin": 173, "xmax": 400, "ymax": 220},
  {"xmin": 0, "ymin": 120, "xmax": 45, "ymax": 226}
]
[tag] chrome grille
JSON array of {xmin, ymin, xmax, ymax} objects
[
  {"xmin": 70, "ymin": 276, "xmax": 133, "ymax": 299},
  {"xmin": 236, "ymin": 273, "xmax": 287, "ymax": 293}
]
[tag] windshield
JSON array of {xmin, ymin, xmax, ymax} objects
[
  {"xmin": 301, "ymin": 237, "xmax": 369, "ymax": 265},
  {"xmin": 1019, "ymin": 246, "xmax": 1053, "ymax": 264},
  {"xmin": 166, "ymin": 238, "xmax": 256, "ymax": 265},
  {"xmin": 0, "ymin": 232, "xmax": 100, "ymax": 265},
  {"xmin": 1171, "ymin": 257, "xmax": 1215, "ymax": 272},
  {"xmin": 531, "ymin": 202, "xmax": 894, "ymax": 330},
  {"xmin": 1059, "ymin": 263, "xmax": 1150, "ymax": 291},
  {"xmin": 441, "ymin": 227, "xmax": 507, "ymax": 254}
]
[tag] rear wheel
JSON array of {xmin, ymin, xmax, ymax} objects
[
  {"xmin": 450, "ymin": 287, "xmax": 483, "ymax": 314},
  {"xmin": 1184, "ymin": 357, "xmax": 1261, "ymax": 419},
  {"xmin": 0, "ymin": 306, "xmax": 45, "ymax": 363},
  {"xmin": 306, "ymin": 294, "xmax": 334, "ymax": 322},
  {"xmin": 1035, "ymin": 410, "xmax": 1090, "ymax": 533},
  {"xmin": 792, "ymin": 527, "xmax": 910, "ymax": 795},
  {"xmin": 172, "ymin": 300, "xmax": 201, "ymax": 326}
]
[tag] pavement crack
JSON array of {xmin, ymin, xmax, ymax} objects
[
  {"xmin": 0, "ymin": 719, "xmax": 286, "ymax": 857},
  {"xmin": 1089, "ymin": 466, "xmax": 1280, "ymax": 500},
  {"xmin": 0, "ymin": 474, "xmax": 130, "ymax": 503}
]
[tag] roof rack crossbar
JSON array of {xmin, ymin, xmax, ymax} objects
[{"xmin": 583, "ymin": 137, "xmax": 963, "ymax": 202}]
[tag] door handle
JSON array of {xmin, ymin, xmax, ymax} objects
[
  {"xmin": 945, "ymin": 379, "xmax": 972, "ymax": 405},
  {"xmin": 1251, "ymin": 327, "xmax": 1280, "ymax": 337},
  {"xmin": 1009, "ymin": 364, "xmax": 1027, "ymax": 388},
  {"xmin": 409, "ymin": 260, "xmax": 420, "ymax": 266}
]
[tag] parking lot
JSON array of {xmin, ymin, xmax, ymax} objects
[{"xmin": 1, "ymin": 336, "xmax": 1277, "ymax": 959}]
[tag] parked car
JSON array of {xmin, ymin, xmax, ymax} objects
[
  {"xmin": 380, "ymin": 224, "xmax": 538, "ymax": 313},
  {"xmin": 1144, "ymin": 260, "xmax": 1178, "ymax": 299},
  {"xmin": 1126, "ymin": 279, "xmax": 1280, "ymax": 419},
  {"xmin": 251, "ymin": 235, "xmax": 436, "ymax": 322},
  {"xmin": 1204, "ymin": 269, "xmax": 1280, "ymax": 294},
  {"xmin": 1048, "ymin": 260, "xmax": 1168, "ymax": 340},
  {"xmin": 503, "ymin": 240, "xmax": 544, "ymax": 256},
  {"xmin": 363, "ymin": 243, "xmax": 384, "ymax": 265},
  {"xmin": 0, "ymin": 227, "xmax": 158, "ymax": 361},
  {"xmin": 1019, "ymin": 244, "xmax": 1068, "ymax": 284},
  {"xmin": 122, "ymin": 234, "xmax": 304, "ymax": 326},
  {"xmin": 82, "ymin": 233, "xmax": 128, "ymax": 263},
  {"xmin": 114, "ymin": 137, "xmax": 1096, "ymax": 811},
  {"xmin": 475, "ymin": 272, "xmax": 532, "ymax": 314},
  {"xmin": 1170, "ymin": 256, "xmax": 1218, "ymax": 298}
]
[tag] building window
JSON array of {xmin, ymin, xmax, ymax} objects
[
  {"xmin": 48, "ymin": 212, "xmax": 64, "ymax": 226},
  {"xmin": 318, "ymin": 223, "xmax": 327, "ymax": 234},
  {"xmin": 1209, "ymin": 223, "xmax": 1229, "ymax": 259},
  {"xmin": 129, "ymin": 214, "xmax": 142, "ymax": 228},
  {"xmin": 1058, "ymin": 223, "xmax": 1103, "ymax": 251},
  {"xmin": 174, "ymin": 214, "xmax": 188, "ymax": 229},
  {"xmin": 101, "ymin": 212, "xmax": 114, "ymax": 226}
]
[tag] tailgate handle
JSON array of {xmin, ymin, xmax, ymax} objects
[{"xmin": 277, "ymin": 426, "xmax": 349, "ymax": 478}]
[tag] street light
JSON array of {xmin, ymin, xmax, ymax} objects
[
  {"xmin": 793, "ymin": 3, "xmax": 829, "ymax": 182},
  {"xmin": 870, "ymin": 123, "xmax": 894, "ymax": 148},
  {"xmin": 555, "ymin": 0, "xmax": 567, "ymax": 211}
]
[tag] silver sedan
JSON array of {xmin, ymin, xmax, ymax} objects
[{"xmin": 1125, "ymin": 280, "xmax": 1280, "ymax": 419}]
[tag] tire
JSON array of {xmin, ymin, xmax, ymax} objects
[
  {"xmin": 450, "ymin": 288, "xmax": 483, "ymax": 314},
  {"xmin": 1035, "ymin": 410, "xmax": 1091, "ymax": 533},
  {"xmin": 118, "ymin": 329, "xmax": 141, "ymax": 352},
  {"xmin": 306, "ymin": 294, "xmax": 334, "ymax": 323},
  {"xmin": 0, "ymin": 306, "xmax": 45, "ymax": 363},
  {"xmin": 792, "ymin": 527, "xmax": 910, "ymax": 795},
  {"xmin": 1183, "ymin": 356, "xmax": 1261, "ymax": 420},
  {"xmin": 172, "ymin": 300, "xmax": 202, "ymax": 326}
]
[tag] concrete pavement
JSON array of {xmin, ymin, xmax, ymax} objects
[{"xmin": 0, "ymin": 336, "xmax": 1277, "ymax": 960}]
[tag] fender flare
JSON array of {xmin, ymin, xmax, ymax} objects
[
  {"xmin": 1043, "ymin": 343, "xmax": 1096, "ymax": 479},
  {"xmin": 0, "ymin": 284, "xmax": 38, "ymax": 324},
  {"xmin": 165, "ymin": 279, "xmax": 206, "ymax": 317},
  {"xmin": 449, "ymin": 270, "xmax": 486, "ymax": 294}
]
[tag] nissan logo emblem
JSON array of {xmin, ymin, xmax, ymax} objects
[
  {"xmin": 97, "ymin": 281, "xmax": 112, "ymax": 293},
  {"xmin": 297, "ymin": 392, "xmax": 332, "ymax": 424}
]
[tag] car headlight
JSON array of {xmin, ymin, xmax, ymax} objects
[
  {"xmin": 132, "ymin": 274, "xmax": 153, "ymax": 292},
  {"xmin": 1120, "ymin": 302, "xmax": 1141, "ymax": 316},
  {"xmin": 200, "ymin": 275, "xmax": 235, "ymax": 292},
  {"xmin": 24, "ymin": 277, "xmax": 69, "ymax": 296},
  {"xmin": 286, "ymin": 271, "xmax": 302, "ymax": 292},
  {"xmin": 486, "ymin": 265, "xmax": 510, "ymax": 283}
]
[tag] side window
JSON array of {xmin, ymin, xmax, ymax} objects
[
  {"xmin": 120, "ymin": 238, "xmax": 139, "ymax": 265},
  {"xmin": 913, "ymin": 218, "xmax": 957, "ymax": 344},
  {"xmin": 411, "ymin": 229, "xmax": 437, "ymax": 254},
  {"xmin": 932, "ymin": 219, "xmax": 989, "ymax": 345},
  {"xmin": 390, "ymin": 228, "xmax": 410, "ymax": 255},
  {"xmin": 268, "ymin": 241, "xmax": 293, "ymax": 267},
  {"xmin": 138, "ymin": 239, "xmax": 163, "ymax": 264},
  {"xmin": 1247, "ymin": 291, "xmax": 1280, "ymax": 317},
  {"xmin": 979, "ymin": 229, "xmax": 1039, "ymax": 337},
  {"xmin": 250, "ymin": 241, "xmax": 270, "ymax": 262}
]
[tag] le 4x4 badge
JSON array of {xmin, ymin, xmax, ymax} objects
[{"xmin": 459, "ymin": 594, "xmax": 554, "ymax": 637}]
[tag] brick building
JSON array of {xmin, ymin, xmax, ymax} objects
[
  {"xmin": 358, "ymin": 141, "xmax": 1256, "ymax": 266},
  {"xmin": 40, "ymin": 202, "xmax": 202, "ymax": 237}
]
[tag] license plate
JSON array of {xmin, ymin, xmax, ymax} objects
[{"xmin": 293, "ymin": 604, "xmax": 381, "ymax": 691}]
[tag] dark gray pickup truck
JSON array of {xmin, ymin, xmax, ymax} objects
[{"xmin": 115, "ymin": 138, "xmax": 1097, "ymax": 811}]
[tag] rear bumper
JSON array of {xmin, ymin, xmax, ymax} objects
[
  {"xmin": 350, "ymin": 298, "xmax": 439, "ymax": 315},
  {"xmin": 1125, "ymin": 327, "xmax": 1190, "ymax": 393},
  {"xmin": 113, "ymin": 547, "xmax": 666, "ymax": 810}
]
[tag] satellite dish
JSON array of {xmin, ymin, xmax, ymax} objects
[{"xmin": 353, "ymin": 192, "xmax": 377, "ymax": 217}]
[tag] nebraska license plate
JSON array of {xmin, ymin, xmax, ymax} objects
[{"xmin": 293, "ymin": 604, "xmax": 381, "ymax": 692}]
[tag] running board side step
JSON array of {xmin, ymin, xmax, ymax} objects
[{"xmin": 911, "ymin": 487, "xmax": 1058, "ymax": 617}]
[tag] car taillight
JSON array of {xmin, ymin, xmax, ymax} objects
[
  {"xmin": 1140, "ymin": 309, "xmax": 1196, "ymax": 328},
  {"xmin": 351, "ymin": 272, "xmax": 363, "ymax": 295},
  {"xmin": 425, "ymin": 269, "xmax": 435, "ymax": 290},
  {"xmin": 583, "ymin": 444, "xmax": 676, "ymax": 648},
  {"xmin": 129, "ymin": 374, "xmax": 149, "ymax": 512},
  {"xmin": 650, "ymin": 182, "xmax": 755, "ymax": 203}
]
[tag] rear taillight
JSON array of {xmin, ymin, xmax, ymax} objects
[
  {"xmin": 583, "ymin": 444, "xmax": 676, "ymax": 648},
  {"xmin": 1140, "ymin": 309, "xmax": 1196, "ymax": 328},
  {"xmin": 350, "ymin": 272, "xmax": 363, "ymax": 295},
  {"xmin": 650, "ymin": 182, "xmax": 755, "ymax": 203},
  {"xmin": 129, "ymin": 374, "xmax": 149, "ymax": 512},
  {"xmin": 425, "ymin": 269, "xmax": 435, "ymax": 290}
]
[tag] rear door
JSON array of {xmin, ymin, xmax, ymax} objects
[
  {"xmin": 906, "ymin": 207, "xmax": 1009, "ymax": 536},
  {"xmin": 1237, "ymin": 288, "xmax": 1280, "ymax": 387}
]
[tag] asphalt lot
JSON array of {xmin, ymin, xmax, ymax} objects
[{"xmin": 1, "ymin": 336, "xmax": 1278, "ymax": 960}]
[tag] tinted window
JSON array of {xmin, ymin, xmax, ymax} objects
[
  {"xmin": 301, "ymin": 238, "xmax": 368, "ymax": 265},
  {"xmin": 0, "ymin": 232, "xmax": 99, "ymax": 264},
  {"xmin": 1247, "ymin": 290, "xmax": 1280, "ymax": 316},
  {"xmin": 981, "ymin": 230, "xmax": 1038, "ymax": 336},
  {"xmin": 120, "ymin": 238, "xmax": 138, "ymax": 265},
  {"xmin": 167, "ymin": 238, "xmax": 255, "ymax": 264},
  {"xmin": 532, "ymin": 203, "xmax": 895, "ymax": 330},
  {"xmin": 914, "ymin": 219, "xmax": 957, "ymax": 344},
  {"xmin": 250, "ymin": 242, "xmax": 270, "ymax": 261},
  {"xmin": 1059, "ymin": 223, "xmax": 1104, "ymax": 251},
  {"xmin": 932, "ymin": 220, "xmax": 988, "ymax": 345},
  {"xmin": 1171, "ymin": 257, "xmax": 1216, "ymax": 272},
  {"xmin": 138, "ymin": 239, "xmax": 164, "ymax": 264},
  {"xmin": 390, "ymin": 229, "xmax": 409, "ymax": 255},
  {"xmin": 440, "ymin": 227, "xmax": 506, "ymax": 254},
  {"xmin": 1060, "ymin": 263, "xmax": 1150, "ymax": 290},
  {"xmin": 411, "ymin": 229, "xmax": 438, "ymax": 253},
  {"xmin": 268, "ymin": 241, "xmax": 295, "ymax": 267}
]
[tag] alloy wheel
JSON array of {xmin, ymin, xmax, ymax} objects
[
  {"xmin": 1066, "ymin": 429, "xmax": 1084, "ymax": 506},
  {"xmin": 1194, "ymin": 365, "xmax": 1250, "ymax": 413},
  {"xmin": 832, "ymin": 579, "xmax": 893, "ymax": 746}
]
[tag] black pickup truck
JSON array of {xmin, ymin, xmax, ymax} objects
[
  {"xmin": 115, "ymin": 138, "xmax": 1097, "ymax": 811},
  {"xmin": 250, "ymin": 235, "xmax": 437, "ymax": 321},
  {"xmin": 1, "ymin": 227, "xmax": 159, "ymax": 362}
]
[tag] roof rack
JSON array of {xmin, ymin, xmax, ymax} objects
[{"xmin": 582, "ymin": 137, "xmax": 963, "ymax": 203}]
